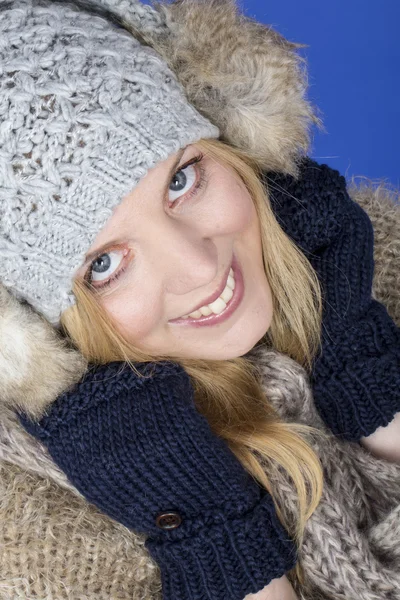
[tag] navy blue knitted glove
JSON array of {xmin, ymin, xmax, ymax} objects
[
  {"xmin": 18, "ymin": 360, "xmax": 296, "ymax": 600},
  {"xmin": 265, "ymin": 158, "xmax": 400, "ymax": 442}
]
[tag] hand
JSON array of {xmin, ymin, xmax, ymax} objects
[
  {"xmin": 265, "ymin": 159, "xmax": 400, "ymax": 441},
  {"xmin": 266, "ymin": 158, "xmax": 375, "ymax": 328},
  {"xmin": 18, "ymin": 360, "xmax": 297, "ymax": 600}
]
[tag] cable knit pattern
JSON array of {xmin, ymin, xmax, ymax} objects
[
  {"xmin": 0, "ymin": 0, "xmax": 219, "ymax": 325},
  {"xmin": 264, "ymin": 158, "xmax": 400, "ymax": 440},
  {"xmin": 18, "ymin": 360, "xmax": 296, "ymax": 600}
]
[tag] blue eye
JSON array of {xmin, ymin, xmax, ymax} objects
[
  {"xmin": 85, "ymin": 247, "xmax": 130, "ymax": 291},
  {"xmin": 168, "ymin": 153, "xmax": 207, "ymax": 207},
  {"xmin": 91, "ymin": 251, "xmax": 123, "ymax": 283}
]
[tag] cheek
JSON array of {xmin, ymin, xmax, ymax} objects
[
  {"xmin": 101, "ymin": 287, "xmax": 161, "ymax": 343},
  {"xmin": 205, "ymin": 179, "xmax": 255, "ymax": 235}
]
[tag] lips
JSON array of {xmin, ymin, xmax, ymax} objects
[
  {"xmin": 177, "ymin": 260, "xmax": 232, "ymax": 319},
  {"xmin": 168, "ymin": 254, "xmax": 244, "ymax": 327}
]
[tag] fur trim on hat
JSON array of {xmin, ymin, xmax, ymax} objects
[
  {"xmin": 0, "ymin": 286, "xmax": 87, "ymax": 421},
  {"xmin": 105, "ymin": 0, "xmax": 323, "ymax": 177}
]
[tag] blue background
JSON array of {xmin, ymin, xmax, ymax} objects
[
  {"xmin": 241, "ymin": 0, "xmax": 399, "ymax": 188},
  {"xmin": 143, "ymin": 0, "xmax": 399, "ymax": 188}
]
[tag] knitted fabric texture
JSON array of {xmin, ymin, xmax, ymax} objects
[
  {"xmin": 0, "ymin": 179, "xmax": 399, "ymax": 599},
  {"xmin": 265, "ymin": 159, "xmax": 400, "ymax": 441},
  {"xmin": 18, "ymin": 361, "xmax": 296, "ymax": 600},
  {"xmin": 0, "ymin": 0, "xmax": 219, "ymax": 325},
  {"xmin": 347, "ymin": 178, "xmax": 400, "ymax": 324}
]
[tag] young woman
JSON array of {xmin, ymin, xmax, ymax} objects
[{"xmin": 0, "ymin": 0, "xmax": 399, "ymax": 598}]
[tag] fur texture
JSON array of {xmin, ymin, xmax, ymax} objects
[
  {"xmin": 0, "ymin": 287, "xmax": 87, "ymax": 421},
  {"xmin": 118, "ymin": 0, "xmax": 322, "ymax": 177}
]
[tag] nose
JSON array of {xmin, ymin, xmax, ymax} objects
[{"xmin": 151, "ymin": 221, "xmax": 219, "ymax": 296}]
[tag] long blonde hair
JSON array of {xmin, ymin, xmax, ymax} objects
[{"xmin": 61, "ymin": 138, "xmax": 326, "ymax": 583}]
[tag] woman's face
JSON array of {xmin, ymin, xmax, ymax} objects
[{"xmin": 75, "ymin": 143, "xmax": 273, "ymax": 360}]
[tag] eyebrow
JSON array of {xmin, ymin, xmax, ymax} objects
[{"xmin": 83, "ymin": 146, "xmax": 187, "ymax": 266}]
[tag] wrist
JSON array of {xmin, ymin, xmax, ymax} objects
[
  {"xmin": 312, "ymin": 301, "xmax": 400, "ymax": 441},
  {"xmin": 145, "ymin": 491, "xmax": 297, "ymax": 600},
  {"xmin": 244, "ymin": 576, "xmax": 299, "ymax": 600},
  {"xmin": 360, "ymin": 412, "xmax": 400, "ymax": 464}
]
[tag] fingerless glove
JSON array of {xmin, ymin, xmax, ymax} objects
[
  {"xmin": 265, "ymin": 158, "xmax": 400, "ymax": 441},
  {"xmin": 18, "ymin": 360, "xmax": 297, "ymax": 600}
]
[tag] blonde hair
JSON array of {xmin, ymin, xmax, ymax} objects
[{"xmin": 61, "ymin": 138, "xmax": 327, "ymax": 584}]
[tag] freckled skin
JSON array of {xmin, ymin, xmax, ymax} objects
[{"xmin": 76, "ymin": 144, "xmax": 273, "ymax": 360}]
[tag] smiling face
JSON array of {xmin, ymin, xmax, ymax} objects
[{"xmin": 75, "ymin": 143, "xmax": 273, "ymax": 360}]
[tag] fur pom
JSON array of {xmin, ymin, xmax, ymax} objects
[
  {"xmin": 0, "ymin": 286, "xmax": 87, "ymax": 421},
  {"xmin": 54, "ymin": 0, "xmax": 322, "ymax": 175},
  {"xmin": 124, "ymin": 0, "xmax": 322, "ymax": 176}
]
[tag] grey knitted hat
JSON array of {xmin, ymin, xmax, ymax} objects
[
  {"xmin": 0, "ymin": 0, "xmax": 220, "ymax": 325},
  {"xmin": 0, "ymin": 0, "xmax": 319, "ymax": 327}
]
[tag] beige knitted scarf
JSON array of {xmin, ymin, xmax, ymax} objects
[{"xmin": 0, "ymin": 180, "xmax": 399, "ymax": 600}]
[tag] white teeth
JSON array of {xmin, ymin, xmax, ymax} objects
[
  {"xmin": 207, "ymin": 296, "xmax": 227, "ymax": 315},
  {"xmin": 220, "ymin": 285, "xmax": 233, "ymax": 304},
  {"xmin": 181, "ymin": 268, "xmax": 236, "ymax": 319},
  {"xmin": 227, "ymin": 274, "xmax": 235, "ymax": 290},
  {"xmin": 187, "ymin": 309, "xmax": 202, "ymax": 318}
]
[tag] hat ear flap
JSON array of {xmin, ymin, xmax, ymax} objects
[{"xmin": 130, "ymin": 0, "xmax": 322, "ymax": 177}]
